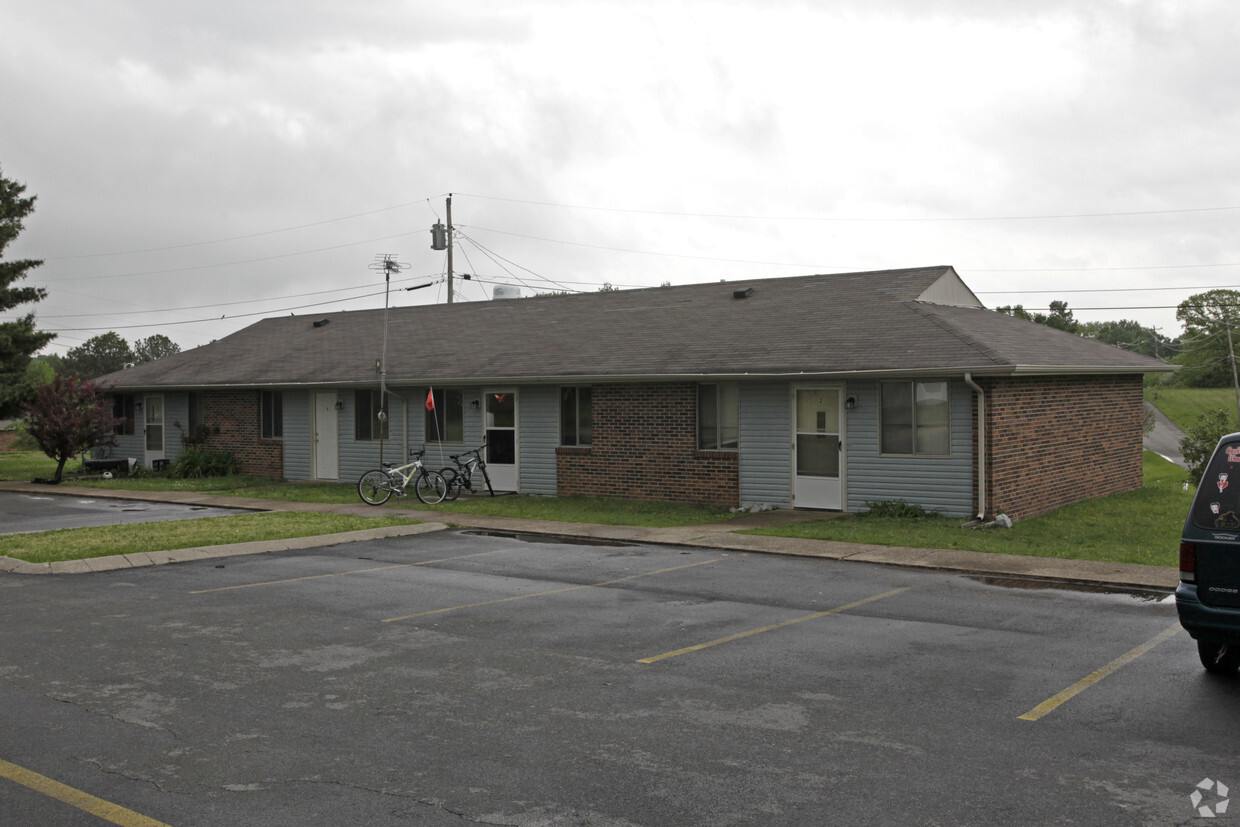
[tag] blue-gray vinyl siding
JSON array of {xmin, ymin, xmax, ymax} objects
[
  {"xmin": 160, "ymin": 393, "xmax": 188, "ymax": 465},
  {"xmin": 283, "ymin": 391, "xmax": 311, "ymax": 480},
  {"xmin": 738, "ymin": 382, "xmax": 792, "ymax": 508},
  {"xmin": 519, "ymin": 385, "xmax": 559, "ymax": 495},
  {"xmin": 844, "ymin": 379, "xmax": 975, "ymax": 517},
  {"xmin": 339, "ymin": 392, "xmax": 410, "ymax": 483}
]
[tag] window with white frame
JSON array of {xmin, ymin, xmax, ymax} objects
[
  {"xmin": 698, "ymin": 383, "xmax": 739, "ymax": 450},
  {"xmin": 880, "ymin": 380, "xmax": 950, "ymax": 455},
  {"xmin": 560, "ymin": 387, "xmax": 593, "ymax": 446}
]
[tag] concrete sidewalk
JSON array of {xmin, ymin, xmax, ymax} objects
[{"xmin": 0, "ymin": 481, "xmax": 1179, "ymax": 590}]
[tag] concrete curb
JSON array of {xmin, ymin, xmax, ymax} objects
[
  {"xmin": 0, "ymin": 481, "xmax": 1179, "ymax": 590},
  {"xmin": 0, "ymin": 521, "xmax": 448, "ymax": 575}
]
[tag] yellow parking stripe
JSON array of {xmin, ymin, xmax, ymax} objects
[
  {"xmin": 189, "ymin": 549, "xmax": 509, "ymax": 593},
  {"xmin": 0, "ymin": 757, "xmax": 169, "ymax": 827},
  {"xmin": 1018, "ymin": 623, "xmax": 1183, "ymax": 722},
  {"xmin": 382, "ymin": 558, "xmax": 723, "ymax": 622},
  {"xmin": 637, "ymin": 587, "xmax": 914, "ymax": 664}
]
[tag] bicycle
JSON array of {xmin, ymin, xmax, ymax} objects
[
  {"xmin": 439, "ymin": 443, "xmax": 494, "ymax": 500},
  {"xmin": 357, "ymin": 448, "xmax": 448, "ymax": 506}
]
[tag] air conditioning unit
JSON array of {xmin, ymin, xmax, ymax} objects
[{"xmin": 492, "ymin": 285, "xmax": 521, "ymax": 300}]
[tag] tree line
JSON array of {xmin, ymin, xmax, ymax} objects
[{"xmin": 997, "ymin": 293, "xmax": 1240, "ymax": 389}]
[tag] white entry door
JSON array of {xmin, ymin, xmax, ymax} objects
[
  {"xmin": 144, "ymin": 394, "xmax": 165, "ymax": 467},
  {"xmin": 483, "ymin": 390, "xmax": 518, "ymax": 491},
  {"xmin": 313, "ymin": 392, "xmax": 339, "ymax": 480},
  {"xmin": 792, "ymin": 387, "xmax": 843, "ymax": 510}
]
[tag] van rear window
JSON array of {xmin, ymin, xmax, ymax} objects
[{"xmin": 1193, "ymin": 440, "xmax": 1240, "ymax": 530}]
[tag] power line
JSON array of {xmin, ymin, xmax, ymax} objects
[
  {"xmin": 44, "ymin": 197, "xmax": 445, "ymax": 260},
  {"xmin": 977, "ymin": 283, "xmax": 1240, "ymax": 295},
  {"xmin": 35, "ymin": 286, "xmax": 422, "ymax": 332},
  {"xmin": 32, "ymin": 275, "xmax": 438, "ymax": 319},
  {"xmin": 457, "ymin": 192, "xmax": 1240, "ymax": 223},
  {"xmin": 42, "ymin": 232, "xmax": 421, "ymax": 282}
]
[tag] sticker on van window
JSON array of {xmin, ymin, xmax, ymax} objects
[
  {"xmin": 1210, "ymin": 502, "xmax": 1240, "ymax": 529},
  {"xmin": 1228, "ymin": 446, "xmax": 1240, "ymax": 463},
  {"xmin": 1219, "ymin": 473, "xmax": 1231, "ymax": 493}
]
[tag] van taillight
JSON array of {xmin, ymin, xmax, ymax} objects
[{"xmin": 1180, "ymin": 542, "xmax": 1197, "ymax": 581}]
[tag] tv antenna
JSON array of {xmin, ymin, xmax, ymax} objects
[{"xmin": 369, "ymin": 253, "xmax": 409, "ymax": 465}]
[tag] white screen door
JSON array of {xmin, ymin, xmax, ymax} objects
[
  {"xmin": 484, "ymin": 390, "xmax": 518, "ymax": 491},
  {"xmin": 793, "ymin": 387, "xmax": 842, "ymax": 510},
  {"xmin": 144, "ymin": 394, "xmax": 165, "ymax": 466}
]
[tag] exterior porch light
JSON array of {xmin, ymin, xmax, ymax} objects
[{"xmin": 845, "ymin": 396, "xmax": 857, "ymax": 411}]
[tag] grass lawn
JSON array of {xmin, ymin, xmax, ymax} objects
[
  {"xmin": 0, "ymin": 450, "xmax": 60, "ymax": 482},
  {"xmin": 0, "ymin": 512, "xmax": 418, "ymax": 564},
  {"xmin": 0, "ymin": 447, "xmax": 1194, "ymax": 568},
  {"xmin": 1145, "ymin": 386, "xmax": 1240, "ymax": 432},
  {"xmin": 744, "ymin": 452, "xmax": 1192, "ymax": 568}
]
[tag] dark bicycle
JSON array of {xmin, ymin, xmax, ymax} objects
[{"xmin": 439, "ymin": 443, "xmax": 494, "ymax": 500}]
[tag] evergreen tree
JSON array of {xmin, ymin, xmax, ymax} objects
[{"xmin": 0, "ymin": 168, "xmax": 54, "ymax": 414}]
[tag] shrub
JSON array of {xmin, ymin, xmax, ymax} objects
[
  {"xmin": 169, "ymin": 447, "xmax": 237, "ymax": 478},
  {"xmin": 1180, "ymin": 408, "xmax": 1239, "ymax": 485},
  {"xmin": 861, "ymin": 499, "xmax": 934, "ymax": 519}
]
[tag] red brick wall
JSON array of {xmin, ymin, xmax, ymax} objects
[
  {"xmin": 556, "ymin": 383, "xmax": 739, "ymax": 508},
  {"xmin": 979, "ymin": 375, "xmax": 1143, "ymax": 520},
  {"xmin": 200, "ymin": 390, "xmax": 283, "ymax": 478}
]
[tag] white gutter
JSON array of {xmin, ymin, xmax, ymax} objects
[{"xmin": 964, "ymin": 372, "xmax": 986, "ymax": 520}]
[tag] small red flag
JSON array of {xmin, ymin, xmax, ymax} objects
[{"xmin": 425, "ymin": 388, "xmax": 435, "ymax": 411}]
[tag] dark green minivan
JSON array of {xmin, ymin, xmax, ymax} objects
[{"xmin": 1178, "ymin": 432, "xmax": 1240, "ymax": 674}]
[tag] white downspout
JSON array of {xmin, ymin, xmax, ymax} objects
[{"xmin": 964, "ymin": 373, "xmax": 986, "ymax": 520}]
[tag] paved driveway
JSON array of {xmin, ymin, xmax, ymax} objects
[
  {"xmin": 0, "ymin": 490, "xmax": 247, "ymax": 536},
  {"xmin": 0, "ymin": 529, "xmax": 1223, "ymax": 826}
]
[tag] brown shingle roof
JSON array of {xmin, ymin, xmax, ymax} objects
[{"xmin": 98, "ymin": 266, "xmax": 1171, "ymax": 389}]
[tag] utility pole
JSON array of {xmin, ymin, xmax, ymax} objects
[
  {"xmin": 446, "ymin": 194, "xmax": 455, "ymax": 304},
  {"xmin": 430, "ymin": 194, "xmax": 455, "ymax": 303},
  {"xmin": 1227, "ymin": 307, "xmax": 1240, "ymax": 424}
]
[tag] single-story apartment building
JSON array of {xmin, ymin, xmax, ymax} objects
[{"xmin": 95, "ymin": 266, "xmax": 1172, "ymax": 519}]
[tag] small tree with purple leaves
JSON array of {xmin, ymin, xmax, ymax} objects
[{"xmin": 21, "ymin": 373, "xmax": 121, "ymax": 483}]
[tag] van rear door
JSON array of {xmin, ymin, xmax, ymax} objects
[{"xmin": 1189, "ymin": 437, "xmax": 1240, "ymax": 609}]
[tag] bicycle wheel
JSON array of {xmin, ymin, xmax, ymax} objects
[
  {"xmin": 357, "ymin": 470, "xmax": 394, "ymax": 505},
  {"xmin": 439, "ymin": 467, "xmax": 462, "ymax": 501},
  {"xmin": 414, "ymin": 470, "xmax": 448, "ymax": 505}
]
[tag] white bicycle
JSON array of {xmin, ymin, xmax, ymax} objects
[{"xmin": 357, "ymin": 448, "xmax": 447, "ymax": 506}]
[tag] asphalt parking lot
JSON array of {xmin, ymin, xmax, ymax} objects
[
  {"xmin": 0, "ymin": 490, "xmax": 246, "ymax": 536},
  {"xmin": 0, "ymin": 529, "xmax": 1234, "ymax": 826}
]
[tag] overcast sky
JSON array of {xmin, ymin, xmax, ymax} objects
[{"xmin": 2, "ymin": 0, "xmax": 1237, "ymax": 355}]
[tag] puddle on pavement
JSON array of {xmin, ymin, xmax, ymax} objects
[
  {"xmin": 966, "ymin": 575, "xmax": 1172, "ymax": 603},
  {"xmin": 461, "ymin": 529, "xmax": 632, "ymax": 547}
]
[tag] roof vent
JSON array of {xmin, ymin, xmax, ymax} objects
[
  {"xmin": 733, "ymin": 287, "xmax": 754, "ymax": 299},
  {"xmin": 313, "ymin": 319, "xmax": 330, "ymax": 328}
]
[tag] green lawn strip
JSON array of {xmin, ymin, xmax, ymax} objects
[
  {"xmin": 1145, "ymin": 387, "xmax": 1240, "ymax": 433},
  {"xmin": 0, "ymin": 512, "xmax": 418, "ymax": 564},
  {"xmin": 414, "ymin": 494, "xmax": 738, "ymax": 528},
  {"xmin": 741, "ymin": 453, "xmax": 1192, "ymax": 568}
]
